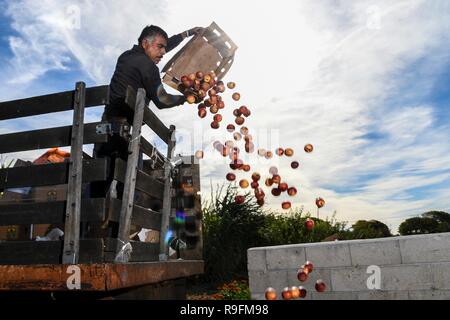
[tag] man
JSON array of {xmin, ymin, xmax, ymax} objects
[
  {"xmin": 91, "ymin": 25, "xmax": 202, "ymax": 200},
  {"xmin": 95, "ymin": 25, "xmax": 203, "ymax": 160}
]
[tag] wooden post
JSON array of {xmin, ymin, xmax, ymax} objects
[
  {"xmin": 62, "ymin": 82, "xmax": 86, "ymax": 264},
  {"xmin": 114, "ymin": 88, "xmax": 146, "ymax": 263},
  {"xmin": 159, "ymin": 125, "xmax": 176, "ymax": 261}
]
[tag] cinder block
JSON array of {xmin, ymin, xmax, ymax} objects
[
  {"xmin": 267, "ymin": 270, "xmax": 289, "ymax": 296},
  {"xmin": 311, "ymin": 291, "xmax": 358, "ymax": 300},
  {"xmin": 408, "ymin": 290, "xmax": 450, "ymax": 300},
  {"xmin": 399, "ymin": 233, "xmax": 450, "ymax": 264},
  {"xmin": 248, "ymin": 270, "xmax": 269, "ymax": 294},
  {"xmin": 331, "ymin": 266, "xmax": 372, "ymax": 292},
  {"xmin": 251, "ymin": 293, "xmax": 265, "ymax": 300},
  {"xmin": 305, "ymin": 243, "xmax": 351, "ymax": 268},
  {"xmin": 287, "ymin": 268, "xmax": 333, "ymax": 293},
  {"xmin": 357, "ymin": 290, "xmax": 409, "ymax": 300},
  {"xmin": 381, "ymin": 264, "xmax": 434, "ymax": 291},
  {"xmin": 247, "ymin": 249, "xmax": 267, "ymax": 271},
  {"xmin": 431, "ymin": 262, "xmax": 450, "ymax": 290},
  {"xmin": 350, "ymin": 239, "xmax": 402, "ymax": 266},
  {"xmin": 266, "ymin": 245, "xmax": 306, "ymax": 270}
]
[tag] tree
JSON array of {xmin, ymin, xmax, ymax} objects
[
  {"xmin": 399, "ymin": 211, "xmax": 450, "ymax": 235},
  {"xmin": 398, "ymin": 217, "xmax": 440, "ymax": 235},
  {"xmin": 350, "ymin": 220, "xmax": 392, "ymax": 239}
]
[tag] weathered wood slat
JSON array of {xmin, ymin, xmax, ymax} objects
[
  {"xmin": 109, "ymin": 198, "xmax": 161, "ymax": 230},
  {"xmin": 140, "ymin": 137, "xmax": 166, "ymax": 168},
  {"xmin": 104, "ymin": 239, "xmax": 159, "ymax": 262},
  {"xmin": 0, "ymin": 199, "xmax": 106, "ymax": 226},
  {"xmin": 0, "ymin": 158, "xmax": 109, "ymax": 189},
  {"xmin": 114, "ymin": 159, "xmax": 164, "ymax": 200},
  {"xmin": 0, "ymin": 240, "xmax": 104, "ymax": 265},
  {"xmin": 159, "ymin": 125, "xmax": 176, "ymax": 260},
  {"xmin": 63, "ymin": 81, "xmax": 86, "ymax": 264},
  {"xmin": 0, "ymin": 86, "xmax": 109, "ymax": 121},
  {"xmin": 0, "ymin": 122, "xmax": 108, "ymax": 154},
  {"xmin": 115, "ymin": 87, "xmax": 146, "ymax": 263},
  {"xmin": 125, "ymin": 85, "xmax": 171, "ymax": 144}
]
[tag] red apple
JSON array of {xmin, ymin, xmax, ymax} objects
[
  {"xmin": 316, "ymin": 197, "xmax": 325, "ymax": 208},
  {"xmin": 288, "ymin": 187, "xmax": 297, "ymax": 197},
  {"xmin": 299, "ymin": 286, "xmax": 307, "ymax": 298},
  {"xmin": 304, "ymin": 261, "xmax": 314, "ymax": 273},
  {"xmin": 305, "ymin": 218, "xmax": 315, "ymax": 231},
  {"xmin": 297, "ymin": 269, "xmax": 309, "ymax": 282},
  {"xmin": 304, "ymin": 144, "xmax": 314, "ymax": 153},
  {"xmin": 227, "ymin": 124, "xmax": 235, "ymax": 132},
  {"xmin": 290, "ymin": 286, "xmax": 300, "ymax": 299},
  {"xmin": 282, "ymin": 287, "xmax": 292, "ymax": 300},
  {"xmin": 235, "ymin": 195, "xmax": 245, "ymax": 204},
  {"xmin": 265, "ymin": 287, "xmax": 277, "ymax": 300},
  {"xmin": 226, "ymin": 173, "xmax": 236, "ymax": 181},
  {"xmin": 315, "ymin": 280, "xmax": 327, "ymax": 293}
]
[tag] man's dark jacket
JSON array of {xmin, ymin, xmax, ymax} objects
[{"xmin": 105, "ymin": 34, "xmax": 184, "ymax": 123}]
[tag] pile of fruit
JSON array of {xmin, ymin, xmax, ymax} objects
[{"xmin": 183, "ymin": 71, "xmax": 325, "ymax": 215}]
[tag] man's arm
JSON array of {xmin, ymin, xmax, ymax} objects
[
  {"xmin": 141, "ymin": 63, "xmax": 186, "ymax": 109},
  {"xmin": 166, "ymin": 27, "xmax": 204, "ymax": 52}
]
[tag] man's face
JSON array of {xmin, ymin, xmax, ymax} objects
[{"xmin": 142, "ymin": 34, "xmax": 167, "ymax": 64}]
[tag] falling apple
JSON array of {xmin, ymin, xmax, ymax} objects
[
  {"xmin": 315, "ymin": 280, "xmax": 327, "ymax": 293},
  {"xmin": 299, "ymin": 286, "xmax": 307, "ymax": 298},
  {"xmin": 232, "ymin": 92, "xmax": 241, "ymax": 101},
  {"xmin": 265, "ymin": 287, "xmax": 277, "ymax": 300},
  {"xmin": 235, "ymin": 195, "xmax": 245, "ymax": 204},
  {"xmin": 284, "ymin": 148, "xmax": 294, "ymax": 157},
  {"xmin": 282, "ymin": 202, "xmax": 292, "ymax": 210},
  {"xmin": 297, "ymin": 269, "xmax": 309, "ymax": 282},
  {"xmin": 226, "ymin": 173, "xmax": 236, "ymax": 181},
  {"xmin": 305, "ymin": 218, "xmax": 315, "ymax": 231},
  {"xmin": 304, "ymin": 144, "xmax": 314, "ymax": 153},
  {"xmin": 239, "ymin": 179, "xmax": 249, "ymax": 189},
  {"xmin": 304, "ymin": 261, "xmax": 314, "ymax": 273},
  {"xmin": 290, "ymin": 286, "xmax": 300, "ymax": 299},
  {"xmin": 195, "ymin": 150, "xmax": 204, "ymax": 159},
  {"xmin": 282, "ymin": 287, "xmax": 292, "ymax": 300},
  {"xmin": 316, "ymin": 197, "xmax": 325, "ymax": 208},
  {"xmin": 227, "ymin": 82, "xmax": 236, "ymax": 89},
  {"xmin": 288, "ymin": 187, "xmax": 297, "ymax": 197}
]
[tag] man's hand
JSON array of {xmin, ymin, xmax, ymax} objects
[{"xmin": 183, "ymin": 27, "xmax": 204, "ymax": 39}]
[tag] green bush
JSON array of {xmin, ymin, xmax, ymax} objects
[{"xmin": 202, "ymin": 184, "xmax": 348, "ymax": 282}]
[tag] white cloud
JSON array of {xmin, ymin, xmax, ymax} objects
[{"xmin": 2, "ymin": 0, "xmax": 450, "ymax": 233}]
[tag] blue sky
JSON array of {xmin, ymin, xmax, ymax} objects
[{"xmin": 0, "ymin": 0, "xmax": 449, "ymax": 233}]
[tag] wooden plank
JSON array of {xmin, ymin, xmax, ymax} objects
[
  {"xmin": 140, "ymin": 137, "xmax": 166, "ymax": 168},
  {"xmin": 0, "ymin": 85, "xmax": 109, "ymax": 121},
  {"xmin": 0, "ymin": 240, "xmax": 104, "ymax": 265},
  {"xmin": 159, "ymin": 125, "xmax": 176, "ymax": 260},
  {"xmin": 0, "ymin": 261, "xmax": 204, "ymax": 291},
  {"xmin": 105, "ymin": 239, "xmax": 159, "ymax": 263},
  {"xmin": 0, "ymin": 122, "xmax": 108, "ymax": 154},
  {"xmin": 109, "ymin": 198, "xmax": 161, "ymax": 230},
  {"xmin": 114, "ymin": 159, "xmax": 165, "ymax": 200},
  {"xmin": 115, "ymin": 87, "xmax": 146, "ymax": 263},
  {"xmin": 125, "ymin": 85, "xmax": 171, "ymax": 144},
  {"xmin": 0, "ymin": 199, "xmax": 106, "ymax": 226},
  {"xmin": 63, "ymin": 81, "xmax": 86, "ymax": 264},
  {"xmin": 0, "ymin": 158, "xmax": 108, "ymax": 189}
]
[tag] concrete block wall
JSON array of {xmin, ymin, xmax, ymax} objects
[{"xmin": 248, "ymin": 232, "xmax": 450, "ymax": 300}]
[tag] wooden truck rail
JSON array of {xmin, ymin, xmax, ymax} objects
[{"xmin": 0, "ymin": 83, "xmax": 203, "ymax": 299}]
